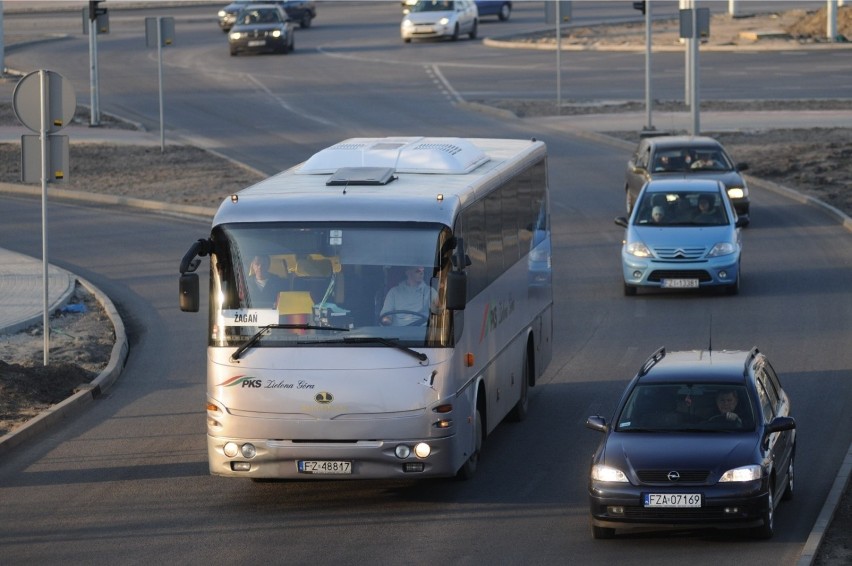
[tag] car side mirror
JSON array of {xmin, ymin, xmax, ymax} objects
[
  {"xmin": 735, "ymin": 217, "xmax": 748, "ymax": 228},
  {"xmin": 736, "ymin": 162, "xmax": 749, "ymax": 172},
  {"xmin": 762, "ymin": 415, "xmax": 795, "ymax": 448},
  {"xmin": 614, "ymin": 217, "xmax": 629, "ymax": 228},
  {"xmin": 585, "ymin": 415, "xmax": 607, "ymax": 432}
]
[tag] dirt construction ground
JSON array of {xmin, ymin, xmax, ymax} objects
[{"xmin": 0, "ymin": 5, "xmax": 849, "ymax": 564}]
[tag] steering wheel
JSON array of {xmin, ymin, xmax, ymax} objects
[
  {"xmin": 380, "ymin": 310, "xmax": 428, "ymax": 327},
  {"xmin": 706, "ymin": 412, "xmax": 742, "ymax": 426}
]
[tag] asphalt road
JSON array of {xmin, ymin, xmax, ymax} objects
[{"xmin": 1, "ymin": 2, "xmax": 850, "ymax": 564}]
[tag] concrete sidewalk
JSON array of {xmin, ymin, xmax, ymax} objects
[{"xmin": 0, "ymin": 248, "xmax": 75, "ymax": 334}]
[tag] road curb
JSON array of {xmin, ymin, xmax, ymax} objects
[{"xmin": 0, "ymin": 275, "xmax": 128, "ymax": 458}]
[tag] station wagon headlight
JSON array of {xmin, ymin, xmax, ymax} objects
[
  {"xmin": 625, "ymin": 242, "xmax": 652, "ymax": 258},
  {"xmin": 230, "ymin": 32, "xmax": 241, "ymax": 40},
  {"xmin": 591, "ymin": 464, "xmax": 629, "ymax": 483},
  {"xmin": 708, "ymin": 242, "xmax": 736, "ymax": 257},
  {"xmin": 719, "ymin": 464, "xmax": 762, "ymax": 482},
  {"xmin": 272, "ymin": 30, "xmax": 282, "ymax": 38},
  {"xmin": 727, "ymin": 187, "xmax": 746, "ymax": 199}
]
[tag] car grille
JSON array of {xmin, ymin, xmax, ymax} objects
[
  {"xmin": 637, "ymin": 470, "xmax": 710, "ymax": 484},
  {"xmin": 648, "ymin": 270, "xmax": 712, "ymax": 282},
  {"xmin": 654, "ymin": 246, "xmax": 707, "ymax": 260}
]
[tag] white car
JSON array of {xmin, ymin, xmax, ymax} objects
[{"xmin": 401, "ymin": 0, "xmax": 478, "ymax": 43}]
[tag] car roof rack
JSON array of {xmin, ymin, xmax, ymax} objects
[
  {"xmin": 744, "ymin": 346, "xmax": 760, "ymax": 376},
  {"xmin": 638, "ymin": 346, "xmax": 666, "ymax": 377}
]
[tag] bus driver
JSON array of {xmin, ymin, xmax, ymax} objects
[{"xmin": 380, "ymin": 266, "xmax": 438, "ymax": 326}]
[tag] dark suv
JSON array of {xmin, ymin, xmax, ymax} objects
[
  {"xmin": 625, "ymin": 135, "xmax": 751, "ymax": 225},
  {"xmin": 585, "ymin": 347, "xmax": 795, "ymax": 539}
]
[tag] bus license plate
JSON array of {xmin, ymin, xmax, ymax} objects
[
  {"xmin": 298, "ymin": 460, "xmax": 352, "ymax": 475},
  {"xmin": 661, "ymin": 278, "xmax": 699, "ymax": 289},
  {"xmin": 644, "ymin": 493, "xmax": 702, "ymax": 508}
]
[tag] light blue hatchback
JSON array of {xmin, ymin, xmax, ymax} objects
[{"xmin": 615, "ymin": 179, "xmax": 746, "ymax": 296}]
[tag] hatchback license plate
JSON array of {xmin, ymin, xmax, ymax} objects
[
  {"xmin": 644, "ymin": 493, "xmax": 702, "ymax": 508},
  {"xmin": 298, "ymin": 460, "xmax": 352, "ymax": 474},
  {"xmin": 661, "ymin": 278, "xmax": 699, "ymax": 289}
]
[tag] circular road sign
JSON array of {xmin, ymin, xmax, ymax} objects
[{"xmin": 13, "ymin": 70, "xmax": 76, "ymax": 134}]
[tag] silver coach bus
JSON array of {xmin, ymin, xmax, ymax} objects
[{"xmin": 179, "ymin": 137, "xmax": 553, "ymax": 480}]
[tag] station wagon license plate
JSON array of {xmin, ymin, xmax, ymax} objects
[
  {"xmin": 248, "ymin": 40, "xmax": 265, "ymax": 47},
  {"xmin": 298, "ymin": 460, "xmax": 352, "ymax": 474},
  {"xmin": 644, "ymin": 493, "xmax": 702, "ymax": 508},
  {"xmin": 661, "ymin": 278, "xmax": 699, "ymax": 289}
]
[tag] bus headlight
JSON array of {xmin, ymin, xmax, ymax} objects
[
  {"xmin": 395, "ymin": 445, "xmax": 411, "ymax": 459},
  {"xmin": 414, "ymin": 443, "xmax": 431, "ymax": 458},
  {"xmin": 241, "ymin": 443, "xmax": 257, "ymax": 459},
  {"xmin": 223, "ymin": 442, "xmax": 239, "ymax": 458}
]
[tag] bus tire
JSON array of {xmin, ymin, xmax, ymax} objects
[
  {"xmin": 508, "ymin": 349, "xmax": 530, "ymax": 422},
  {"xmin": 457, "ymin": 407, "xmax": 482, "ymax": 480}
]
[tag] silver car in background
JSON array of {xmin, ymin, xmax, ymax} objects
[{"xmin": 401, "ymin": 0, "xmax": 479, "ymax": 43}]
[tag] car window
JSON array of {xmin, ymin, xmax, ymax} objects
[
  {"xmin": 755, "ymin": 379, "xmax": 775, "ymax": 423},
  {"xmin": 616, "ymin": 383, "xmax": 754, "ymax": 432},
  {"xmin": 634, "ymin": 191, "xmax": 729, "ymax": 226}
]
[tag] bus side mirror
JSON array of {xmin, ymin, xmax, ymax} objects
[
  {"xmin": 180, "ymin": 273, "xmax": 200, "ymax": 312},
  {"xmin": 446, "ymin": 271, "xmax": 467, "ymax": 311}
]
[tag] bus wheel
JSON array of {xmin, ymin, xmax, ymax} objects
[
  {"xmin": 509, "ymin": 352, "xmax": 530, "ymax": 422},
  {"xmin": 457, "ymin": 408, "xmax": 482, "ymax": 480}
]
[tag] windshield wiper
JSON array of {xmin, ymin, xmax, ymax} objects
[
  {"xmin": 342, "ymin": 336, "xmax": 428, "ymax": 363},
  {"xmin": 230, "ymin": 323, "xmax": 349, "ymax": 361}
]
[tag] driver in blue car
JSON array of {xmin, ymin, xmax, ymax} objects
[{"xmin": 380, "ymin": 266, "xmax": 438, "ymax": 326}]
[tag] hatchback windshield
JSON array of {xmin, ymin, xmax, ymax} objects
[
  {"xmin": 616, "ymin": 383, "xmax": 755, "ymax": 432},
  {"xmin": 208, "ymin": 222, "xmax": 454, "ymax": 349},
  {"xmin": 634, "ymin": 191, "xmax": 730, "ymax": 227},
  {"xmin": 412, "ymin": 1, "xmax": 455, "ymax": 13}
]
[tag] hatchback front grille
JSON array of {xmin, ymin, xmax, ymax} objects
[{"xmin": 654, "ymin": 246, "xmax": 706, "ymax": 260}]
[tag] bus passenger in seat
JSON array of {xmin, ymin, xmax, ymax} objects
[
  {"xmin": 380, "ymin": 266, "xmax": 438, "ymax": 326},
  {"xmin": 247, "ymin": 255, "xmax": 286, "ymax": 307}
]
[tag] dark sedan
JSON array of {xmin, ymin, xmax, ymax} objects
[
  {"xmin": 585, "ymin": 347, "xmax": 796, "ymax": 539},
  {"xmin": 219, "ymin": 0, "xmax": 316, "ymax": 31},
  {"xmin": 625, "ymin": 135, "xmax": 751, "ymax": 225},
  {"xmin": 228, "ymin": 4, "xmax": 295, "ymax": 56}
]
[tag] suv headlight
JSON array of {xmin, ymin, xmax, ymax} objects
[
  {"xmin": 708, "ymin": 242, "xmax": 737, "ymax": 257},
  {"xmin": 719, "ymin": 464, "xmax": 762, "ymax": 482},
  {"xmin": 591, "ymin": 464, "xmax": 629, "ymax": 483}
]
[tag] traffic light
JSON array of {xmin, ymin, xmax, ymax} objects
[{"xmin": 633, "ymin": 1, "xmax": 646, "ymax": 15}]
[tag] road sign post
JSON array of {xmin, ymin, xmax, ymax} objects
[
  {"xmin": 13, "ymin": 70, "xmax": 76, "ymax": 365},
  {"xmin": 146, "ymin": 17, "xmax": 175, "ymax": 152}
]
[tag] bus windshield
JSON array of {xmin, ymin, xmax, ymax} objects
[{"xmin": 208, "ymin": 222, "xmax": 454, "ymax": 349}]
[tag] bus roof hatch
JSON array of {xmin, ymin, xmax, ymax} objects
[{"xmin": 298, "ymin": 137, "xmax": 490, "ymax": 175}]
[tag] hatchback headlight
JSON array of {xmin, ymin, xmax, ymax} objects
[
  {"xmin": 439, "ymin": 17, "xmax": 450, "ymax": 25},
  {"xmin": 727, "ymin": 187, "xmax": 746, "ymax": 199},
  {"xmin": 591, "ymin": 464, "xmax": 629, "ymax": 483},
  {"xmin": 625, "ymin": 242, "xmax": 652, "ymax": 258},
  {"xmin": 708, "ymin": 242, "xmax": 737, "ymax": 257},
  {"xmin": 402, "ymin": 19, "xmax": 414, "ymax": 29}
]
